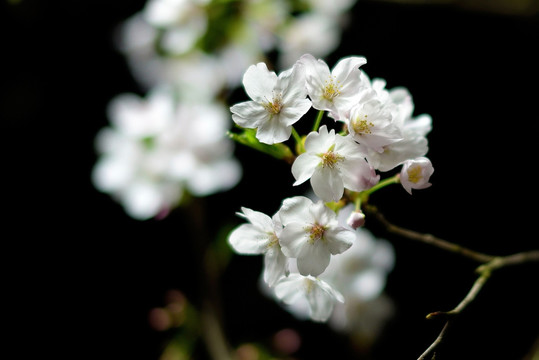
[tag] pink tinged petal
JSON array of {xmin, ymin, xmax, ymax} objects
[
  {"xmin": 227, "ymin": 224, "xmax": 269, "ymax": 254},
  {"xmin": 263, "ymin": 246, "xmax": 289, "ymax": 287},
  {"xmin": 274, "ymin": 274, "xmax": 305, "ymax": 304},
  {"xmin": 297, "ymin": 242, "xmax": 331, "ymax": 277},
  {"xmin": 242, "ymin": 63, "xmax": 278, "ymax": 103},
  {"xmin": 324, "ymin": 226, "xmax": 355, "ymax": 255},
  {"xmin": 279, "ymin": 222, "xmax": 310, "ymax": 257},
  {"xmin": 279, "ymin": 196, "xmax": 313, "ymax": 226},
  {"xmin": 291, "ymin": 153, "xmax": 320, "ymax": 186},
  {"xmin": 230, "ymin": 101, "xmax": 269, "ymax": 128},
  {"xmin": 310, "ymin": 167, "xmax": 344, "ymax": 202},
  {"xmin": 339, "ymin": 157, "xmax": 376, "ymax": 192},
  {"xmin": 238, "ymin": 207, "xmax": 274, "ymax": 232},
  {"xmin": 280, "ymin": 98, "xmax": 312, "ymax": 127},
  {"xmin": 334, "ymin": 134, "xmax": 365, "ymax": 159}
]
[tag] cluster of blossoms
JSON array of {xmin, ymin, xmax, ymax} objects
[
  {"xmin": 228, "ymin": 53, "xmax": 434, "ymax": 321},
  {"xmin": 93, "ymin": 87, "xmax": 241, "ymax": 220},
  {"xmin": 94, "ymin": 0, "xmax": 358, "ymax": 220},
  {"xmin": 117, "ymin": 0, "xmax": 358, "ymax": 97}
]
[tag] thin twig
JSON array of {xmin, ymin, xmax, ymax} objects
[
  {"xmin": 365, "ymin": 205, "xmax": 496, "ymax": 263},
  {"xmin": 366, "ymin": 206, "xmax": 539, "ymax": 359},
  {"xmin": 417, "ymin": 322, "xmax": 450, "ymax": 360}
]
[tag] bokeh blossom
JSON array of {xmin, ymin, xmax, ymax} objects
[{"xmin": 93, "ymin": 87, "xmax": 241, "ymax": 220}]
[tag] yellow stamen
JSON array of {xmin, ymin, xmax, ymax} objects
[
  {"xmin": 407, "ymin": 165, "xmax": 423, "ymax": 183},
  {"xmin": 351, "ymin": 114, "xmax": 374, "ymax": 135},
  {"xmin": 308, "ymin": 223, "xmax": 327, "ymax": 244},
  {"xmin": 263, "ymin": 92, "xmax": 283, "ymax": 115},
  {"xmin": 322, "ymin": 76, "xmax": 341, "ymax": 101}
]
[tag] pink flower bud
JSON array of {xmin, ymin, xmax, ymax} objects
[{"xmin": 347, "ymin": 211, "xmax": 366, "ymax": 229}]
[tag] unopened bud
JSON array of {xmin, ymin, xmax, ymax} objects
[{"xmin": 346, "ymin": 211, "xmax": 365, "ymax": 229}]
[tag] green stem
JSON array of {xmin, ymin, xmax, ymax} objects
[
  {"xmin": 313, "ymin": 110, "xmax": 324, "ymax": 131},
  {"xmin": 291, "ymin": 126, "xmax": 304, "ymax": 154},
  {"xmin": 360, "ymin": 174, "xmax": 400, "ymax": 200}
]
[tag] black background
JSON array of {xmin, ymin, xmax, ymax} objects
[{"xmin": 4, "ymin": 0, "xmax": 538, "ymax": 359}]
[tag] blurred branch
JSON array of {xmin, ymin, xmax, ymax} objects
[{"xmin": 365, "ymin": 205, "xmax": 539, "ymax": 359}]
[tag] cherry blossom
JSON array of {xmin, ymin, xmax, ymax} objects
[
  {"xmin": 230, "ymin": 62, "xmax": 312, "ymax": 144},
  {"xmin": 400, "ymin": 157, "xmax": 434, "ymax": 194},
  {"xmin": 228, "ymin": 207, "xmax": 288, "ymax": 287},
  {"xmin": 291, "ymin": 125, "xmax": 378, "ymax": 202},
  {"xmin": 278, "ymin": 196, "xmax": 355, "ymax": 277},
  {"xmin": 274, "ymin": 274, "xmax": 344, "ymax": 322},
  {"xmin": 299, "ymin": 53, "xmax": 366, "ymax": 119}
]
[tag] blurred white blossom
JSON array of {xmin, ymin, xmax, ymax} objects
[{"xmin": 93, "ymin": 87, "xmax": 241, "ymax": 219}]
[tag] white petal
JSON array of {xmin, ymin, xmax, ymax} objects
[
  {"xmin": 311, "ymin": 167, "xmax": 344, "ymax": 202},
  {"xmin": 281, "ymin": 98, "xmax": 312, "ymax": 127},
  {"xmin": 256, "ymin": 116, "xmax": 291, "ymax": 144},
  {"xmin": 324, "ymin": 227, "xmax": 355, "ymax": 254},
  {"xmin": 263, "ymin": 247, "xmax": 289, "ymax": 287},
  {"xmin": 238, "ymin": 207, "xmax": 274, "ymax": 232},
  {"xmin": 308, "ymin": 200, "xmax": 334, "ymax": 226},
  {"xmin": 279, "ymin": 196, "xmax": 313, "ymax": 225},
  {"xmin": 299, "ymin": 54, "xmax": 331, "ymax": 95},
  {"xmin": 307, "ymin": 280, "xmax": 338, "ymax": 322},
  {"xmin": 243, "ymin": 63, "xmax": 277, "ymax": 103},
  {"xmin": 304, "ymin": 125, "xmax": 335, "ymax": 153},
  {"xmin": 230, "ymin": 101, "xmax": 269, "ymax": 128},
  {"xmin": 228, "ymin": 224, "xmax": 269, "ymax": 254},
  {"xmin": 279, "ymin": 222, "xmax": 310, "ymax": 258},
  {"xmin": 274, "ymin": 274, "xmax": 304, "ymax": 304},
  {"xmin": 279, "ymin": 63, "xmax": 308, "ymax": 104},
  {"xmin": 297, "ymin": 242, "xmax": 331, "ymax": 277},
  {"xmin": 332, "ymin": 56, "xmax": 366, "ymax": 85},
  {"xmin": 291, "ymin": 153, "xmax": 320, "ymax": 186}
]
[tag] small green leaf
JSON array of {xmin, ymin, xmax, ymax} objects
[{"xmin": 228, "ymin": 128, "xmax": 295, "ymax": 162}]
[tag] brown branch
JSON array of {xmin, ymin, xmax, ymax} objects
[
  {"xmin": 364, "ymin": 205, "xmax": 539, "ymax": 359},
  {"xmin": 365, "ymin": 204, "xmax": 496, "ymax": 263},
  {"xmin": 417, "ymin": 322, "xmax": 450, "ymax": 360},
  {"xmin": 417, "ymin": 251, "xmax": 539, "ymax": 359}
]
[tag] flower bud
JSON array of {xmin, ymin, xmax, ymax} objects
[{"xmin": 346, "ymin": 210, "xmax": 366, "ymax": 229}]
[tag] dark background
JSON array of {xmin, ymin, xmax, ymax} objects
[{"xmin": 4, "ymin": 0, "xmax": 538, "ymax": 359}]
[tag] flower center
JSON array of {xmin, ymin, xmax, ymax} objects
[
  {"xmin": 263, "ymin": 92, "xmax": 283, "ymax": 115},
  {"xmin": 318, "ymin": 145, "xmax": 344, "ymax": 169},
  {"xmin": 351, "ymin": 114, "xmax": 374, "ymax": 135},
  {"xmin": 308, "ymin": 223, "xmax": 327, "ymax": 243},
  {"xmin": 407, "ymin": 165, "xmax": 423, "ymax": 183},
  {"xmin": 322, "ymin": 76, "xmax": 341, "ymax": 101},
  {"xmin": 267, "ymin": 232, "xmax": 279, "ymax": 249}
]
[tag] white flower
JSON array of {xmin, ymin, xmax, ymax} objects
[
  {"xmin": 228, "ymin": 207, "xmax": 288, "ymax": 287},
  {"xmin": 274, "ymin": 274, "xmax": 344, "ymax": 322},
  {"xmin": 277, "ymin": 13, "xmax": 340, "ymax": 69},
  {"xmin": 400, "ymin": 157, "xmax": 434, "ymax": 194},
  {"xmin": 358, "ymin": 78, "xmax": 432, "ymax": 171},
  {"xmin": 299, "ymin": 53, "xmax": 366, "ymax": 119},
  {"xmin": 346, "ymin": 99, "xmax": 402, "ymax": 153},
  {"xmin": 143, "ymin": 0, "xmax": 208, "ymax": 55},
  {"xmin": 230, "ymin": 62, "xmax": 312, "ymax": 144},
  {"xmin": 93, "ymin": 88, "xmax": 241, "ymax": 220},
  {"xmin": 291, "ymin": 125, "xmax": 377, "ymax": 202},
  {"xmin": 278, "ymin": 196, "xmax": 355, "ymax": 277}
]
